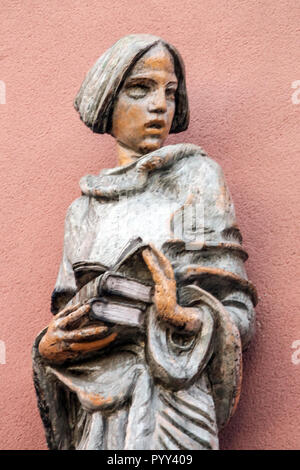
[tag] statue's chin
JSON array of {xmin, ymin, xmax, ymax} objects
[{"xmin": 139, "ymin": 139, "xmax": 164, "ymax": 155}]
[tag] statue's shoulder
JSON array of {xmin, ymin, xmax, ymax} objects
[
  {"xmin": 156, "ymin": 143, "xmax": 224, "ymax": 180},
  {"xmin": 162, "ymin": 143, "xmax": 227, "ymax": 192},
  {"xmin": 64, "ymin": 194, "xmax": 90, "ymax": 228},
  {"xmin": 183, "ymin": 142, "xmax": 222, "ymax": 168}
]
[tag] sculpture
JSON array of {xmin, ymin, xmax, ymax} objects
[{"xmin": 32, "ymin": 34, "xmax": 257, "ymax": 450}]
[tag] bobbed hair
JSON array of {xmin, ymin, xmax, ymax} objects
[{"xmin": 74, "ymin": 34, "xmax": 189, "ymax": 134}]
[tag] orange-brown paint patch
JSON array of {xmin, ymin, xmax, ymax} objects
[
  {"xmin": 78, "ymin": 390, "xmax": 113, "ymax": 407},
  {"xmin": 142, "ymin": 245, "xmax": 202, "ymax": 332},
  {"xmin": 182, "ymin": 266, "xmax": 258, "ymax": 305},
  {"xmin": 70, "ymin": 332, "xmax": 118, "ymax": 351}
]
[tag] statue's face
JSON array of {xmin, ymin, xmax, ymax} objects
[{"xmin": 111, "ymin": 44, "xmax": 178, "ymax": 155}]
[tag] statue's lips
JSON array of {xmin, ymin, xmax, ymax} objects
[
  {"xmin": 144, "ymin": 129, "xmax": 164, "ymax": 136},
  {"xmin": 144, "ymin": 120, "xmax": 166, "ymax": 136}
]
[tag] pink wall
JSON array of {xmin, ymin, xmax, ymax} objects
[{"xmin": 0, "ymin": 0, "xmax": 299, "ymax": 450}]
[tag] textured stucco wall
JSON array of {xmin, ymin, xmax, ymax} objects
[{"xmin": 0, "ymin": 0, "xmax": 299, "ymax": 450}]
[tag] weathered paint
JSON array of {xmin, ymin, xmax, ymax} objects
[{"xmin": 1, "ymin": 0, "xmax": 299, "ymax": 450}]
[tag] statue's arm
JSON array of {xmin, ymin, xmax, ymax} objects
[
  {"xmin": 178, "ymin": 152, "xmax": 257, "ymax": 349},
  {"xmin": 38, "ymin": 197, "xmax": 119, "ymax": 364}
]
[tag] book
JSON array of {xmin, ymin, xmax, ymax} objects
[
  {"xmin": 66, "ymin": 237, "xmax": 154, "ymax": 327},
  {"xmin": 89, "ymin": 297, "xmax": 144, "ymax": 328},
  {"xmin": 98, "ymin": 271, "xmax": 153, "ymax": 303}
]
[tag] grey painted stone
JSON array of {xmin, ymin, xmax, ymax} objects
[{"xmin": 32, "ymin": 34, "xmax": 256, "ymax": 450}]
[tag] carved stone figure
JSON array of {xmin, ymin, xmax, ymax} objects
[{"xmin": 32, "ymin": 34, "xmax": 257, "ymax": 450}]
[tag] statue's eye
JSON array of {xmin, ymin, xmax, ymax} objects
[
  {"xmin": 126, "ymin": 85, "xmax": 149, "ymax": 99},
  {"xmin": 166, "ymin": 87, "xmax": 176, "ymax": 100}
]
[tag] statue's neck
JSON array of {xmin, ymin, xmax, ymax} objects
[
  {"xmin": 80, "ymin": 143, "xmax": 203, "ymax": 198},
  {"xmin": 116, "ymin": 142, "xmax": 142, "ymax": 167}
]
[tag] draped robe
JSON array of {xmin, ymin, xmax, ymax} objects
[{"xmin": 32, "ymin": 143, "xmax": 257, "ymax": 450}]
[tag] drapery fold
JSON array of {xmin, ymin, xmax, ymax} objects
[{"xmin": 33, "ymin": 143, "xmax": 256, "ymax": 449}]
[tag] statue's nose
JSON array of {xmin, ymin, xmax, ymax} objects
[{"xmin": 148, "ymin": 88, "xmax": 167, "ymax": 114}]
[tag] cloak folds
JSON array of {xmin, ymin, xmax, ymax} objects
[{"xmin": 33, "ymin": 143, "xmax": 257, "ymax": 450}]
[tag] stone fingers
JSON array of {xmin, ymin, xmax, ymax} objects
[
  {"xmin": 60, "ymin": 324, "xmax": 110, "ymax": 342},
  {"xmin": 58, "ymin": 304, "xmax": 91, "ymax": 329},
  {"xmin": 142, "ymin": 248, "xmax": 165, "ymax": 285},
  {"xmin": 68, "ymin": 333, "xmax": 118, "ymax": 353},
  {"xmin": 54, "ymin": 302, "xmax": 81, "ymax": 320},
  {"xmin": 142, "ymin": 245, "xmax": 174, "ymax": 284},
  {"xmin": 148, "ymin": 243, "xmax": 175, "ymax": 280}
]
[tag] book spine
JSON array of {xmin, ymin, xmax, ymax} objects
[
  {"xmin": 68, "ymin": 275, "xmax": 102, "ymax": 306},
  {"xmin": 90, "ymin": 299, "xmax": 144, "ymax": 328},
  {"xmin": 99, "ymin": 272, "xmax": 153, "ymax": 303}
]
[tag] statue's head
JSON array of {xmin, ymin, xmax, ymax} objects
[{"xmin": 74, "ymin": 34, "xmax": 189, "ymax": 155}]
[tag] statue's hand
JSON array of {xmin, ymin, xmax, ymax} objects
[
  {"xmin": 38, "ymin": 303, "xmax": 118, "ymax": 363},
  {"xmin": 142, "ymin": 244, "xmax": 202, "ymax": 334}
]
